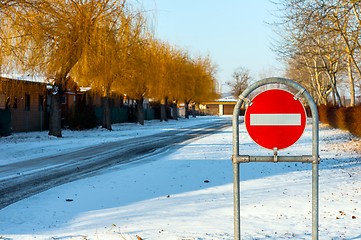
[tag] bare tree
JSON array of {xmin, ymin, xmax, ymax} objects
[
  {"xmin": 327, "ymin": 0, "xmax": 361, "ymax": 106},
  {"xmin": 273, "ymin": 0, "xmax": 361, "ymax": 106},
  {"xmin": 227, "ymin": 67, "xmax": 251, "ymax": 98}
]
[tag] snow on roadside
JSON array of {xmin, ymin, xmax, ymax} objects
[
  {"xmin": 0, "ymin": 117, "xmax": 360, "ymax": 240},
  {"xmin": 0, "ymin": 117, "xmax": 225, "ymax": 166}
]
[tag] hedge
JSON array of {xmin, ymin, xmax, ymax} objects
[
  {"xmin": 318, "ymin": 105, "xmax": 361, "ymax": 137},
  {"xmin": 346, "ymin": 106, "xmax": 361, "ymax": 137}
]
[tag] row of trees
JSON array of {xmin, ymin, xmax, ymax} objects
[
  {"xmin": 0, "ymin": 0, "xmax": 219, "ymax": 137},
  {"xmin": 274, "ymin": 0, "xmax": 361, "ymax": 107}
]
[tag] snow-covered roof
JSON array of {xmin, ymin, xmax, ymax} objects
[
  {"xmin": 217, "ymin": 97, "xmax": 237, "ymax": 102},
  {"xmin": 1, "ymin": 73, "xmax": 47, "ymax": 83},
  {"xmin": 79, "ymin": 87, "xmax": 91, "ymax": 92}
]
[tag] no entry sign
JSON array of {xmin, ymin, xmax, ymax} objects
[{"xmin": 244, "ymin": 89, "xmax": 306, "ymax": 150}]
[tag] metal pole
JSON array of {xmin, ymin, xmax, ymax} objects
[
  {"xmin": 307, "ymin": 88, "xmax": 320, "ymax": 240},
  {"xmin": 312, "ymin": 163, "xmax": 319, "ymax": 240},
  {"xmin": 232, "ymin": 99, "xmax": 242, "ymax": 240},
  {"xmin": 233, "ymin": 162, "xmax": 240, "ymax": 240},
  {"xmin": 300, "ymin": 82, "xmax": 319, "ymax": 240}
]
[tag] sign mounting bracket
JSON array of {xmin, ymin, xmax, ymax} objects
[
  {"xmin": 294, "ymin": 88, "xmax": 306, "ymax": 100},
  {"xmin": 273, "ymin": 147, "xmax": 278, "ymax": 163}
]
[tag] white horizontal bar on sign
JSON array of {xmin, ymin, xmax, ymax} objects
[{"xmin": 250, "ymin": 113, "xmax": 301, "ymax": 126}]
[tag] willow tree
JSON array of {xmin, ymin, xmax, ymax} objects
[
  {"xmin": 2, "ymin": 0, "xmax": 127, "ymax": 136},
  {"xmin": 123, "ymin": 36, "xmax": 157, "ymax": 125},
  {"xmin": 192, "ymin": 56, "xmax": 219, "ymax": 104},
  {"xmin": 170, "ymin": 51, "xmax": 195, "ymax": 119},
  {"xmin": 0, "ymin": 4, "xmax": 6, "ymax": 73},
  {"xmin": 72, "ymin": 2, "xmax": 147, "ymax": 130},
  {"xmin": 147, "ymin": 40, "xmax": 172, "ymax": 121},
  {"xmin": 166, "ymin": 48, "xmax": 192, "ymax": 120},
  {"xmin": 0, "ymin": 0, "xmax": 27, "ymax": 75},
  {"xmin": 160, "ymin": 43, "xmax": 174, "ymax": 121},
  {"xmin": 180, "ymin": 55, "xmax": 219, "ymax": 117},
  {"xmin": 150, "ymin": 45, "xmax": 219, "ymax": 119}
]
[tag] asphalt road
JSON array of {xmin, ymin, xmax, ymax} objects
[{"xmin": 0, "ymin": 119, "xmax": 231, "ymax": 209}]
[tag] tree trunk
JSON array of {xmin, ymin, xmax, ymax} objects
[
  {"xmin": 172, "ymin": 101, "xmax": 178, "ymax": 120},
  {"xmin": 160, "ymin": 98, "xmax": 167, "ymax": 122},
  {"xmin": 48, "ymin": 93, "xmax": 62, "ymax": 137},
  {"xmin": 347, "ymin": 55, "xmax": 356, "ymax": 107},
  {"xmin": 331, "ymin": 89, "xmax": 336, "ymax": 107},
  {"xmin": 184, "ymin": 100, "xmax": 190, "ymax": 119},
  {"xmin": 330, "ymin": 73, "xmax": 342, "ymax": 107},
  {"xmin": 136, "ymin": 97, "xmax": 145, "ymax": 125},
  {"xmin": 324, "ymin": 58, "xmax": 342, "ymax": 107},
  {"xmin": 313, "ymin": 59, "xmax": 327, "ymax": 105},
  {"xmin": 191, "ymin": 104, "xmax": 196, "ymax": 118},
  {"xmin": 102, "ymin": 96, "xmax": 112, "ymax": 130}
]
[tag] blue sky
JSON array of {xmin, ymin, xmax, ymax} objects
[{"xmin": 141, "ymin": 0, "xmax": 284, "ymax": 92}]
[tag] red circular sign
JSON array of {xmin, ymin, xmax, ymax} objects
[{"xmin": 244, "ymin": 89, "xmax": 306, "ymax": 150}]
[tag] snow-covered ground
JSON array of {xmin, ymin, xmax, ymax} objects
[{"xmin": 0, "ymin": 116, "xmax": 360, "ymax": 240}]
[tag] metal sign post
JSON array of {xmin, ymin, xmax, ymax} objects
[{"xmin": 232, "ymin": 77, "xmax": 319, "ymax": 240}]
